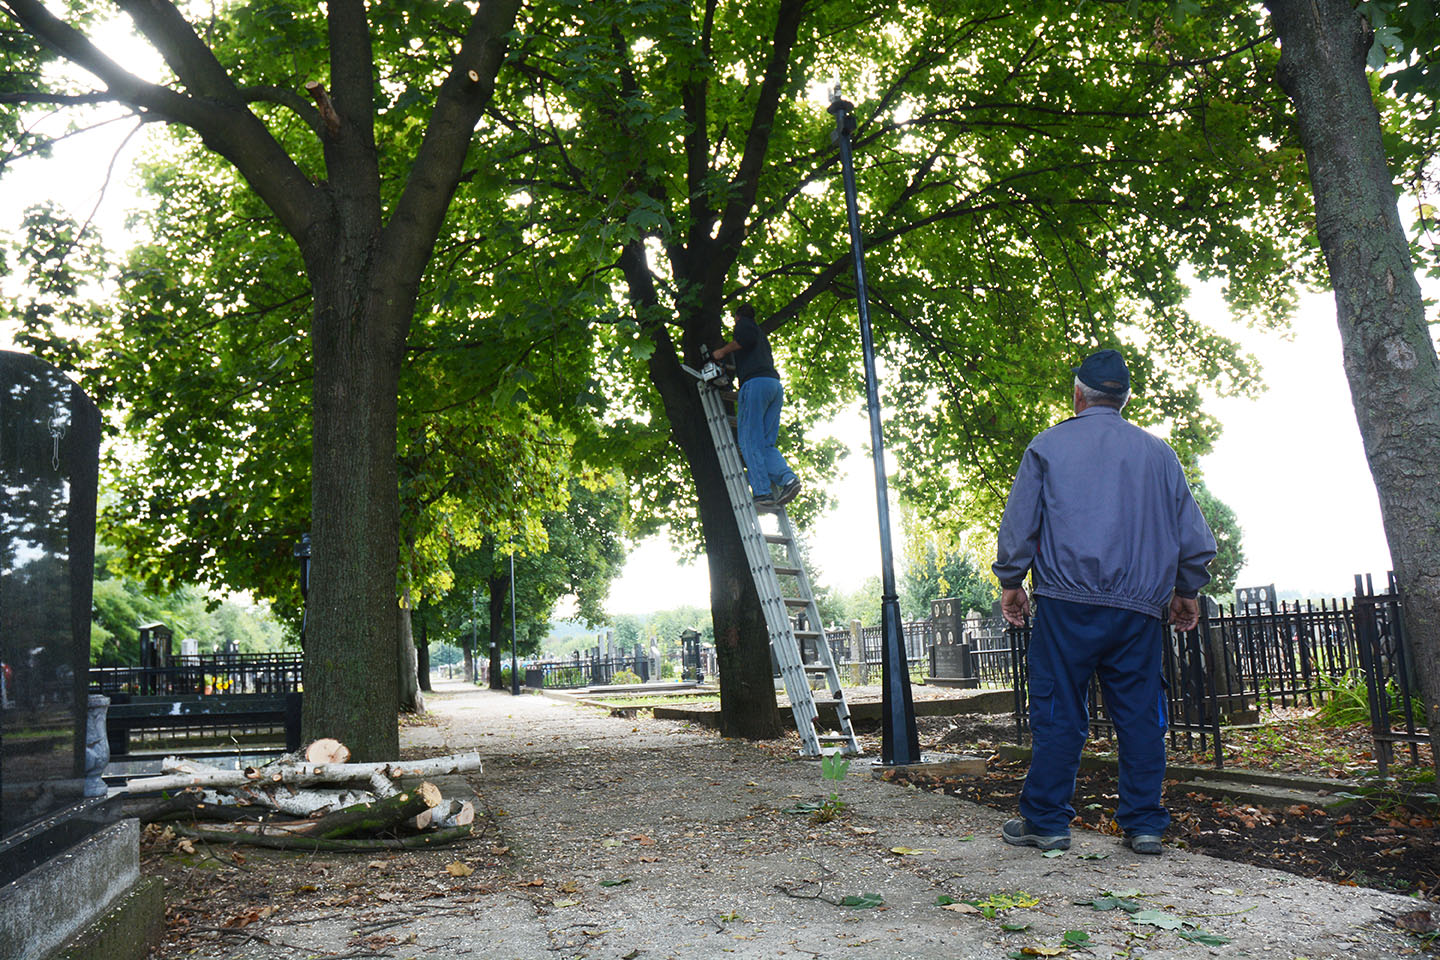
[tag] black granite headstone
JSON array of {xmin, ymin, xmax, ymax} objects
[{"xmin": 1, "ymin": 350, "xmax": 105, "ymax": 885}]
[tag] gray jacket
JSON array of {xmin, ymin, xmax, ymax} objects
[{"xmin": 992, "ymin": 406, "xmax": 1216, "ymax": 619}]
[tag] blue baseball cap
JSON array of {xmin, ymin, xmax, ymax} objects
[{"xmin": 1072, "ymin": 349, "xmax": 1130, "ymax": 395}]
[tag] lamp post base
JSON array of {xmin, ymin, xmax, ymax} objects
[{"xmin": 870, "ymin": 752, "xmax": 988, "ymax": 780}]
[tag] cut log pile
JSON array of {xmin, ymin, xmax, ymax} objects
[{"xmin": 127, "ymin": 741, "xmax": 482, "ymax": 851}]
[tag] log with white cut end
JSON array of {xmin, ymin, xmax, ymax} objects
[
  {"xmin": 305, "ymin": 738, "xmax": 351, "ymax": 765},
  {"xmin": 430, "ymin": 799, "xmax": 474, "ymax": 829},
  {"xmin": 122, "ymin": 751, "xmax": 483, "ymax": 794}
]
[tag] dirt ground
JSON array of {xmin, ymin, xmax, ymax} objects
[
  {"xmin": 889, "ymin": 712, "xmax": 1440, "ymax": 901},
  {"xmin": 136, "ymin": 686, "xmax": 1439, "ymax": 959}
]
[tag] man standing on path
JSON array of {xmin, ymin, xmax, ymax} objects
[
  {"xmin": 713, "ymin": 303, "xmax": 802, "ymax": 508},
  {"xmin": 992, "ymin": 349, "xmax": 1216, "ymax": 856}
]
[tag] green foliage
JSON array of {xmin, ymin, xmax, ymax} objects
[
  {"xmin": 610, "ymin": 668, "xmax": 643, "ymax": 685},
  {"xmin": 900, "ymin": 523, "xmax": 996, "ymax": 620},
  {"xmin": 1317, "ymin": 670, "xmax": 1426, "ymax": 727},
  {"xmin": 1191, "ymin": 481, "xmax": 1245, "ymax": 600},
  {"xmin": 90, "ymin": 545, "xmax": 291, "ymax": 666}
]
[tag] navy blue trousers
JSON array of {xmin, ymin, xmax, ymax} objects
[{"xmin": 1020, "ymin": 596, "xmax": 1170, "ymax": 837}]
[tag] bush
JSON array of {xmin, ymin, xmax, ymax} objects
[
  {"xmin": 1317, "ymin": 670, "xmax": 1425, "ymax": 727},
  {"xmin": 611, "ymin": 668, "xmax": 642, "ymax": 685}
]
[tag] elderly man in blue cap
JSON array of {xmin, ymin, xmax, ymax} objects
[{"xmin": 993, "ymin": 349, "xmax": 1216, "ymax": 856}]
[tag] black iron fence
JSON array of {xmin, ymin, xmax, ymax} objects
[
  {"xmin": 1007, "ymin": 576, "xmax": 1426, "ymax": 769},
  {"xmin": 90, "ymin": 652, "xmax": 303, "ymax": 696},
  {"xmin": 524, "ymin": 653, "xmax": 653, "ymax": 690}
]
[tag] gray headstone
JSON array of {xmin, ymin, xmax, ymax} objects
[{"xmin": 1, "ymin": 350, "xmax": 103, "ymax": 882}]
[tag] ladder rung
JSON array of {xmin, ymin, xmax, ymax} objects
[
  {"xmin": 773, "ymin": 565, "xmax": 802, "ymax": 577},
  {"xmin": 793, "ymin": 630, "xmax": 822, "ymax": 640},
  {"xmin": 818, "ymin": 734, "xmax": 853, "ymax": 742},
  {"xmin": 782, "ymin": 597, "xmax": 811, "ymax": 608},
  {"xmin": 763, "ymin": 534, "xmax": 790, "ymax": 545},
  {"xmin": 803, "ymin": 664, "xmax": 832, "ymax": 673}
]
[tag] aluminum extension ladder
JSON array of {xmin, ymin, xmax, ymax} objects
[{"xmin": 693, "ymin": 374, "xmax": 859, "ymax": 757}]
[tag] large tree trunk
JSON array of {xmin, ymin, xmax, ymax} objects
[
  {"xmin": 650, "ymin": 350, "xmax": 782, "ymax": 739},
  {"xmin": 488, "ymin": 571, "xmax": 510, "ymax": 690},
  {"xmin": 303, "ymin": 267, "xmax": 405, "ymax": 760},
  {"xmin": 1268, "ymin": 0, "xmax": 1440, "ymax": 765}
]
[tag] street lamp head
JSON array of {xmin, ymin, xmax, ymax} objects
[{"xmin": 828, "ymin": 85, "xmax": 853, "ymax": 117}]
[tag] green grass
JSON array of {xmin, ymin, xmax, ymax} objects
[{"xmin": 588, "ymin": 694, "xmax": 722, "ymax": 708}]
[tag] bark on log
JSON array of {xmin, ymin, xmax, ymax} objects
[
  {"xmin": 305, "ymin": 784, "xmax": 437, "ymax": 840},
  {"xmin": 124, "ymin": 751, "xmax": 482, "ymax": 793},
  {"xmin": 171, "ymin": 823, "xmax": 474, "ymax": 851},
  {"xmin": 369, "ymin": 769, "xmax": 398, "ymax": 799}
]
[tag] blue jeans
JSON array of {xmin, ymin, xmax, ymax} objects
[
  {"xmin": 737, "ymin": 376, "xmax": 795, "ymax": 498},
  {"xmin": 1020, "ymin": 596, "xmax": 1170, "ymax": 837}
]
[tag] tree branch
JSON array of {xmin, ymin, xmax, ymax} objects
[
  {"xmin": 2, "ymin": 0, "xmax": 322, "ymax": 242},
  {"xmin": 706, "ymin": 0, "xmax": 806, "ymax": 299},
  {"xmin": 379, "ymin": 0, "xmax": 523, "ymax": 336},
  {"xmin": 239, "ymin": 84, "xmax": 322, "ymax": 137}
]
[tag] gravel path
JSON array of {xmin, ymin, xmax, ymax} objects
[{"xmin": 165, "ymin": 681, "xmax": 1428, "ymax": 960}]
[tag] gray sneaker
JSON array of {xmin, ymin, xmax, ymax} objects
[
  {"xmin": 753, "ymin": 492, "xmax": 778, "ymax": 509},
  {"xmin": 1001, "ymin": 818, "xmax": 1071, "ymax": 851},
  {"xmin": 1123, "ymin": 833, "xmax": 1163, "ymax": 855},
  {"xmin": 775, "ymin": 478, "xmax": 803, "ymax": 506}
]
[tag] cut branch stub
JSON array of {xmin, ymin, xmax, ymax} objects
[{"xmin": 304, "ymin": 81, "xmax": 342, "ymax": 136}]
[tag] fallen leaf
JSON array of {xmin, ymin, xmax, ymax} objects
[
  {"xmin": 1131, "ymin": 909, "xmax": 1185, "ymax": 930},
  {"xmin": 849, "ymin": 826, "xmax": 877, "ymax": 835},
  {"xmin": 942, "ymin": 902, "xmax": 980, "ymax": 914},
  {"xmin": 1020, "ymin": 947, "xmax": 1065, "ymax": 956},
  {"xmin": 367, "ymin": 861, "xmax": 386, "ymax": 870},
  {"xmin": 1392, "ymin": 910, "xmax": 1437, "ymax": 933},
  {"xmin": 890, "ymin": 846, "xmax": 928, "ymax": 855},
  {"xmin": 176, "ymin": 839, "xmax": 195, "ymax": 855},
  {"xmin": 1041, "ymin": 849, "xmax": 1064, "ymax": 858},
  {"xmin": 445, "ymin": 861, "xmax": 474, "ymax": 877},
  {"xmin": 489, "ymin": 845, "xmax": 510, "ymax": 856},
  {"xmin": 559, "ymin": 881, "xmax": 579, "ymax": 894},
  {"xmin": 622, "ymin": 951, "xmax": 640, "ymax": 960},
  {"xmin": 517, "ymin": 877, "xmax": 545, "ymax": 887},
  {"xmin": 1001, "ymin": 921, "xmax": 1031, "ymax": 932},
  {"xmin": 638, "ymin": 855, "xmax": 660, "ymax": 863},
  {"xmin": 600, "ymin": 877, "xmax": 632, "ymax": 887},
  {"xmin": 633, "ymin": 835, "xmax": 655, "ymax": 846},
  {"xmin": 553, "ymin": 899, "xmax": 582, "ymax": 908},
  {"xmin": 839, "ymin": 893, "xmax": 884, "ymax": 909}
]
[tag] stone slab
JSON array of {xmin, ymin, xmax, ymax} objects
[
  {"xmin": 871, "ymin": 752, "xmax": 988, "ymax": 779},
  {"xmin": 0, "ymin": 819, "xmax": 140, "ymax": 960},
  {"xmin": 54, "ymin": 876, "xmax": 163, "ymax": 960}
]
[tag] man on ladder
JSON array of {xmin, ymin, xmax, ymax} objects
[
  {"xmin": 693, "ymin": 302, "xmax": 857, "ymax": 757},
  {"xmin": 712, "ymin": 303, "xmax": 803, "ymax": 509}
]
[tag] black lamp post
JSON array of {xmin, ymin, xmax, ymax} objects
[
  {"xmin": 509, "ymin": 551, "xmax": 519, "ymax": 696},
  {"xmin": 828, "ymin": 89, "xmax": 920, "ymax": 765}
]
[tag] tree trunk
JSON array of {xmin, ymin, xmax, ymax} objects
[
  {"xmin": 650, "ymin": 351, "xmax": 782, "ymax": 739},
  {"xmin": 302, "ymin": 264, "xmax": 405, "ymax": 761},
  {"xmin": 1268, "ymin": 0, "xmax": 1440, "ymax": 765},
  {"xmin": 415, "ymin": 612, "xmax": 431, "ymax": 692},
  {"xmin": 487, "ymin": 571, "xmax": 509, "ymax": 690},
  {"xmin": 397, "ymin": 600, "xmax": 422, "ymax": 714}
]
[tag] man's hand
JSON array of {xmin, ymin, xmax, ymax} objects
[
  {"xmin": 712, "ymin": 341, "xmax": 739, "ymax": 359},
  {"xmin": 1001, "ymin": 587, "xmax": 1030, "ymax": 627},
  {"xmin": 1169, "ymin": 593, "xmax": 1199, "ymax": 632}
]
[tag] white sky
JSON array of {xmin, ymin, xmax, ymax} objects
[{"xmin": 0, "ymin": 38, "xmax": 1421, "ymax": 616}]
